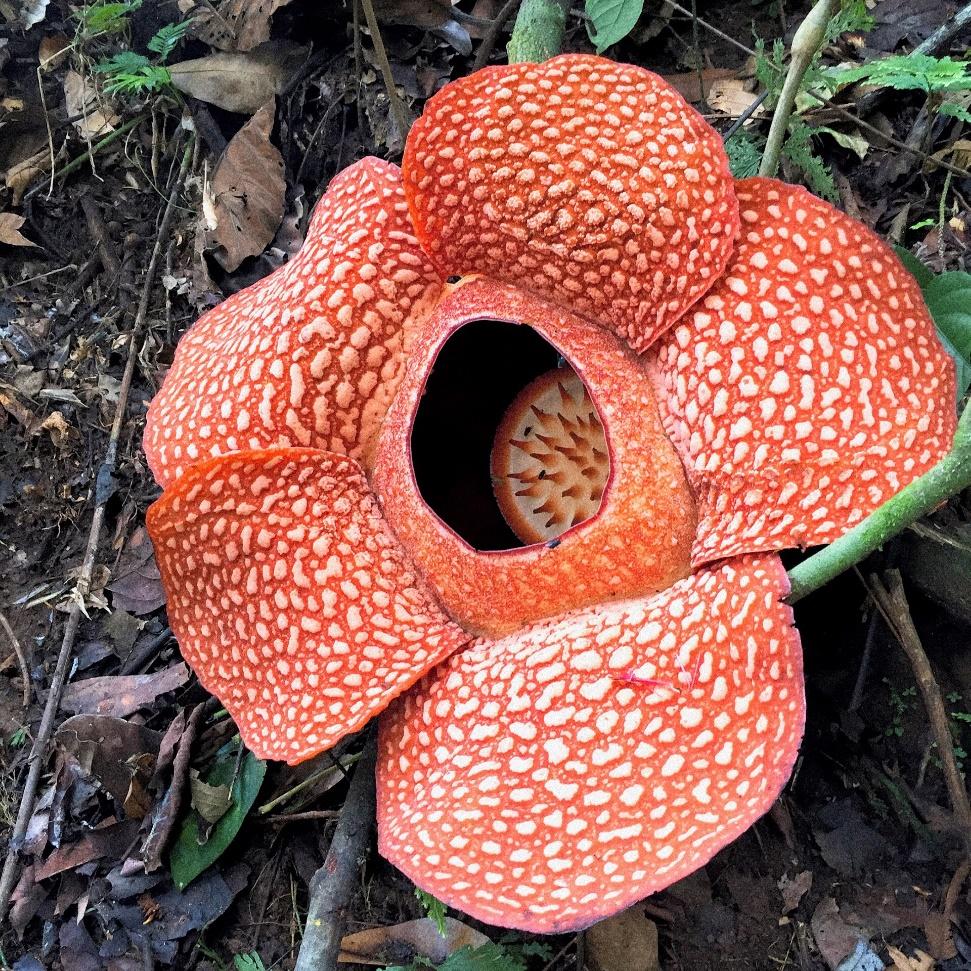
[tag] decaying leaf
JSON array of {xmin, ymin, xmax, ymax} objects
[
  {"xmin": 63, "ymin": 69, "xmax": 119, "ymax": 138},
  {"xmin": 0, "ymin": 211, "xmax": 36, "ymax": 246},
  {"xmin": 586, "ymin": 905, "xmax": 660, "ymax": 971},
  {"xmin": 179, "ymin": 0, "xmax": 297, "ymax": 51},
  {"xmin": 338, "ymin": 916, "xmax": 491, "ymax": 966},
  {"xmin": 108, "ymin": 527, "xmax": 166, "ymax": 615},
  {"xmin": 55, "ymin": 714, "xmax": 162, "ymax": 813},
  {"xmin": 168, "ymin": 40, "xmax": 306, "ymax": 113},
  {"xmin": 887, "ymin": 945, "xmax": 936, "ymax": 971},
  {"xmin": 60, "ymin": 663, "xmax": 190, "ymax": 718},
  {"xmin": 779, "ymin": 869, "xmax": 813, "ymax": 914},
  {"xmin": 205, "ymin": 99, "xmax": 285, "ymax": 271}
]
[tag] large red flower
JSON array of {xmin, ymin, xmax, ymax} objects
[{"xmin": 144, "ymin": 55, "xmax": 956, "ymax": 932}]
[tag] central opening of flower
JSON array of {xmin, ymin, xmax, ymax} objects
[{"xmin": 410, "ymin": 320, "xmax": 610, "ymax": 552}]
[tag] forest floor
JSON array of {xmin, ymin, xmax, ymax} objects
[{"xmin": 2, "ymin": 0, "xmax": 971, "ymax": 969}]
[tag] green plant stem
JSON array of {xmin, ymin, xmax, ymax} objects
[
  {"xmin": 787, "ymin": 401, "xmax": 971, "ymax": 603},
  {"xmin": 758, "ymin": 0, "xmax": 838, "ymax": 177},
  {"xmin": 507, "ymin": 0, "xmax": 568, "ymax": 63},
  {"xmin": 24, "ymin": 113, "xmax": 149, "ymax": 201}
]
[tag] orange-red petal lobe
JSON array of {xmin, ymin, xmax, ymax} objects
[
  {"xmin": 371, "ymin": 278, "xmax": 698, "ymax": 638},
  {"xmin": 146, "ymin": 448, "xmax": 469, "ymax": 764},
  {"xmin": 377, "ymin": 554, "xmax": 804, "ymax": 933},
  {"xmin": 144, "ymin": 157, "xmax": 444, "ymax": 488},
  {"xmin": 648, "ymin": 177, "xmax": 957, "ymax": 566},
  {"xmin": 402, "ymin": 54, "xmax": 738, "ymax": 353}
]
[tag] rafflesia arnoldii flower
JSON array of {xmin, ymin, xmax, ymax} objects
[{"xmin": 144, "ymin": 55, "xmax": 956, "ymax": 932}]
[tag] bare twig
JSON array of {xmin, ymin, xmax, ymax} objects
[
  {"xmin": 0, "ymin": 612, "xmax": 30, "ymax": 710},
  {"xmin": 80, "ymin": 196, "xmax": 122, "ymax": 279},
  {"xmin": 0, "ymin": 137, "xmax": 195, "ymax": 924},
  {"xmin": 867, "ymin": 570, "xmax": 971, "ymax": 850},
  {"xmin": 294, "ymin": 732, "xmax": 377, "ymax": 971},
  {"xmin": 358, "ymin": 0, "xmax": 412, "ymax": 143},
  {"xmin": 262, "ymin": 810, "xmax": 342, "ymax": 825},
  {"xmin": 914, "ymin": 0, "xmax": 971, "ymax": 56},
  {"xmin": 473, "ymin": 0, "xmax": 523, "ymax": 71}
]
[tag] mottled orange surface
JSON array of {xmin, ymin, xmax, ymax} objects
[{"xmin": 144, "ymin": 56, "xmax": 956, "ymax": 932}]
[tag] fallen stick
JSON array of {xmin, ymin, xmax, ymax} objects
[
  {"xmin": 0, "ymin": 135, "xmax": 194, "ymax": 924},
  {"xmin": 294, "ymin": 732, "xmax": 377, "ymax": 971}
]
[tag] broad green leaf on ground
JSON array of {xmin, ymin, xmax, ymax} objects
[
  {"xmin": 585, "ymin": 0, "xmax": 644, "ymax": 52},
  {"xmin": 169, "ymin": 741, "xmax": 265, "ymax": 889},
  {"xmin": 895, "ymin": 248, "xmax": 971, "ymax": 397},
  {"xmin": 386, "ymin": 942, "xmax": 528, "ymax": 971}
]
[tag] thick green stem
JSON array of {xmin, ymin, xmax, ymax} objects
[
  {"xmin": 787, "ymin": 402, "xmax": 971, "ymax": 603},
  {"xmin": 758, "ymin": 0, "xmax": 838, "ymax": 177},
  {"xmin": 507, "ymin": 0, "xmax": 566, "ymax": 63}
]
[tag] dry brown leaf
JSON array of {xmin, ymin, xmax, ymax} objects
[
  {"xmin": 4, "ymin": 144, "xmax": 48, "ymax": 204},
  {"xmin": 0, "ymin": 211, "xmax": 36, "ymax": 246},
  {"xmin": 586, "ymin": 905, "xmax": 660, "ymax": 971},
  {"xmin": 338, "ymin": 917, "xmax": 490, "ymax": 966},
  {"xmin": 888, "ymin": 946, "xmax": 936, "ymax": 971},
  {"xmin": 60, "ymin": 663, "xmax": 191, "ymax": 718},
  {"xmin": 707, "ymin": 77, "xmax": 765, "ymax": 118},
  {"xmin": 38, "ymin": 32, "xmax": 70, "ymax": 69},
  {"xmin": 55, "ymin": 714, "xmax": 162, "ymax": 814},
  {"xmin": 663, "ymin": 67, "xmax": 737, "ymax": 104},
  {"xmin": 168, "ymin": 40, "xmax": 306, "ymax": 114},
  {"xmin": 205, "ymin": 99, "xmax": 285, "ymax": 271},
  {"xmin": 778, "ymin": 869, "xmax": 813, "ymax": 914},
  {"xmin": 178, "ymin": 0, "xmax": 296, "ymax": 52},
  {"xmin": 64, "ymin": 69, "xmax": 119, "ymax": 138},
  {"xmin": 40, "ymin": 410, "xmax": 75, "ymax": 449}
]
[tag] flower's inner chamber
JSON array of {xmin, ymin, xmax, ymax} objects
[{"xmin": 410, "ymin": 320, "xmax": 609, "ymax": 551}]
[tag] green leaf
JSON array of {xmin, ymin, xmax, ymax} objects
[
  {"xmin": 94, "ymin": 50, "xmax": 151, "ymax": 74},
  {"xmin": 234, "ymin": 952, "xmax": 267, "ymax": 971},
  {"xmin": 923, "ymin": 270, "xmax": 971, "ymax": 396},
  {"xmin": 938, "ymin": 100, "xmax": 971, "ymax": 123},
  {"xmin": 891, "ymin": 245, "xmax": 934, "ymax": 289},
  {"xmin": 148, "ymin": 20, "xmax": 191, "ymax": 62},
  {"xmin": 169, "ymin": 741, "xmax": 266, "ymax": 890},
  {"xmin": 726, "ymin": 130, "xmax": 764, "ymax": 179},
  {"xmin": 585, "ymin": 0, "xmax": 644, "ymax": 52},
  {"xmin": 829, "ymin": 53, "xmax": 971, "ymax": 95},
  {"xmin": 415, "ymin": 888, "xmax": 448, "ymax": 937}
]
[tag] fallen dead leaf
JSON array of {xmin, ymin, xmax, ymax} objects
[
  {"xmin": 4, "ymin": 146, "xmax": 48, "ymax": 205},
  {"xmin": 178, "ymin": 0, "xmax": 297, "ymax": 51},
  {"xmin": 779, "ymin": 869, "xmax": 813, "ymax": 914},
  {"xmin": 55, "ymin": 714, "xmax": 162, "ymax": 814},
  {"xmin": 663, "ymin": 67, "xmax": 737, "ymax": 104},
  {"xmin": 108, "ymin": 527, "xmax": 166, "ymax": 615},
  {"xmin": 38, "ymin": 32, "xmax": 70, "ymax": 69},
  {"xmin": 40, "ymin": 410, "xmax": 74, "ymax": 449},
  {"xmin": 887, "ymin": 945, "xmax": 935, "ymax": 971},
  {"xmin": 707, "ymin": 76, "xmax": 765, "ymax": 118},
  {"xmin": 205, "ymin": 99, "xmax": 285, "ymax": 271},
  {"xmin": 35, "ymin": 819, "xmax": 139, "ymax": 880},
  {"xmin": 586, "ymin": 904, "xmax": 660, "ymax": 971},
  {"xmin": 924, "ymin": 910, "xmax": 956, "ymax": 961},
  {"xmin": 60, "ymin": 663, "xmax": 190, "ymax": 718},
  {"xmin": 810, "ymin": 897, "xmax": 873, "ymax": 971},
  {"xmin": 63, "ymin": 69, "xmax": 119, "ymax": 138},
  {"xmin": 338, "ymin": 917, "xmax": 490, "ymax": 965},
  {"xmin": 168, "ymin": 40, "xmax": 306, "ymax": 114},
  {"xmin": 0, "ymin": 211, "xmax": 36, "ymax": 246}
]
